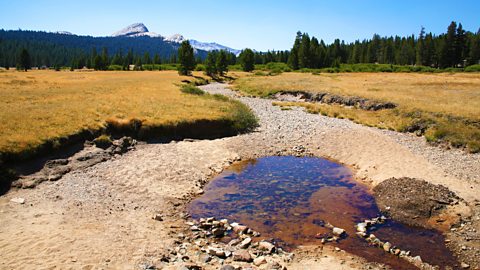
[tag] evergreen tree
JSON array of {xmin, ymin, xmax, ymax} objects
[
  {"xmin": 469, "ymin": 29, "xmax": 480, "ymax": 65},
  {"xmin": 440, "ymin": 21, "xmax": 458, "ymax": 67},
  {"xmin": 205, "ymin": 51, "xmax": 217, "ymax": 76},
  {"xmin": 143, "ymin": 52, "xmax": 151, "ymax": 65},
  {"xmin": 298, "ymin": 33, "xmax": 311, "ymax": 68},
  {"xmin": 239, "ymin": 48, "xmax": 255, "ymax": 72},
  {"xmin": 101, "ymin": 47, "xmax": 109, "ymax": 69},
  {"xmin": 177, "ymin": 40, "xmax": 195, "ymax": 75},
  {"xmin": 18, "ymin": 48, "xmax": 31, "ymax": 71},
  {"xmin": 216, "ymin": 50, "xmax": 228, "ymax": 76},
  {"xmin": 456, "ymin": 23, "xmax": 467, "ymax": 66},
  {"xmin": 287, "ymin": 31, "xmax": 302, "ymax": 69},
  {"xmin": 416, "ymin": 27, "xmax": 425, "ymax": 65},
  {"xmin": 134, "ymin": 57, "xmax": 142, "ymax": 70},
  {"xmin": 93, "ymin": 55, "xmax": 103, "ymax": 70},
  {"xmin": 153, "ymin": 53, "xmax": 161, "ymax": 65}
]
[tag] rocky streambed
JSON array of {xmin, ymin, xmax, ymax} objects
[{"xmin": 0, "ymin": 83, "xmax": 479, "ymax": 269}]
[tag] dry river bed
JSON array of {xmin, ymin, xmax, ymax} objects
[{"xmin": 0, "ymin": 83, "xmax": 479, "ymax": 270}]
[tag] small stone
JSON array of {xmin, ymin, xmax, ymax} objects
[
  {"xmin": 258, "ymin": 241, "xmax": 275, "ymax": 254},
  {"xmin": 461, "ymin": 262, "xmax": 470, "ymax": 269},
  {"xmin": 207, "ymin": 247, "xmax": 225, "ymax": 258},
  {"xmin": 356, "ymin": 223, "xmax": 367, "ymax": 233},
  {"xmin": 461, "ymin": 245, "xmax": 467, "ymax": 250},
  {"xmin": 239, "ymin": 237, "xmax": 252, "ymax": 249},
  {"xmin": 190, "ymin": 225, "xmax": 200, "ymax": 231},
  {"xmin": 332, "ymin": 227, "xmax": 345, "ymax": 236},
  {"xmin": 253, "ymin": 256, "xmax": 267, "ymax": 266},
  {"xmin": 383, "ymin": 242, "xmax": 392, "ymax": 252},
  {"xmin": 232, "ymin": 250, "xmax": 253, "ymax": 262},
  {"xmin": 152, "ymin": 213, "xmax": 163, "ymax": 221},
  {"xmin": 335, "ymin": 247, "xmax": 341, "ymax": 252},
  {"xmin": 233, "ymin": 225, "xmax": 248, "ymax": 234},
  {"xmin": 212, "ymin": 227, "xmax": 225, "ymax": 237},
  {"xmin": 220, "ymin": 265, "xmax": 235, "ymax": 270},
  {"xmin": 10, "ymin": 197, "xmax": 25, "ymax": 204}
]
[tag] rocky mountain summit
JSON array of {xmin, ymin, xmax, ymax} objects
[{"xmin": 111, "ymin": 23, "xmax": 241, "ymax": 54}]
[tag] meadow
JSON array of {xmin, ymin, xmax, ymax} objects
[
  {"xmin": 234, "ymin": 72, "xmax": 480, "ymax": 152},
  {"xmin": 0, "ymin": 70, "xmax": 256, "ymax": 161}
]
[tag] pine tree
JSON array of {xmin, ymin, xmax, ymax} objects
[
  {"xmin": 177, "ymin": 40, "xmax": 195, "ymax": 75},
  {"xmin": 17, "ymin": 48, "xmax": 31, "ymax": 71},
  {"xmin": 287, "ymin": 31, "xmax": 302, "ymax": 70},
  {"xmin": 456, "ymin": 23, "xmax": 467, "ymax": 66},
  {"xmin": 143, "ymin": 52, "xmax": 151, "ymax": 65},
  {"xmin": 134, "ymin": 57, "xmax": 142, "ymax": 71},
  {"xmin": 93, "ymin": 55, "xmax": 103, "ymax": 70},
  {"xmin": 101, "ymin": 47, "xmax": 109, "ymax": 70},
  {"xmin": 469, "ymin": 29, "xmax": 480, "ymax": 65},
  {"xmin": 153, "ymin": 53, "xmax": 161, "ymax": 65},
  {"xmin": 298, "ymin": 33, "xmax": 311, "ymax": 68},
  {"xmin": 440, "ymin": 21, "xmax": 458, "ymax": 67},
  {"xmin": 416, "ymin": 27, "xmax": 425, "ymax": 65},
  {"xmin": 239, "ymin": 48, "xmax": 255, "ymax": 72},
  {"xmin": 216, "ymin": 50, "xmax": 228, "ymax": 76},
  {"xmin": 205, "ymin": 51, "xmax": 217, "ymax": 76}
]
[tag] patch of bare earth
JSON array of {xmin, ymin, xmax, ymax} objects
[{"xmin": 0, "ymin": 83, "xmax": 478, "ymax": 269}]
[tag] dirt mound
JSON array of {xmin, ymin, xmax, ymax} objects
[{"xmin": 373, "ymin": 177, "xmax": 461, "ymax": 228}]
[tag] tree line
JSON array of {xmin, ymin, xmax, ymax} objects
[
  {"xmin": 284, "ymin": 21, "xmax": 479, "ymax": 69},
  {"xmin": 6, "ymin": 21, "xmax": 480, "ymax": 72},
  {"xmin": 0, "ymin": 29, "xmax": 207, "ymax": 68}
]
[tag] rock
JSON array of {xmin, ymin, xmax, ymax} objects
[
  {"xmin": 334, "ymin": 247, "xmax": 341, "ymax": 252},
  {"xmin": 10, "ymin": 197, "xmax": 25, "ymax": 204},
  {"xmin": 356, "ymin": 223, "xmax": 367, "ymax": 233},
  {"xmin": 207, "ymin": 247, "xmax": 225, "ymax": 258},
  {"xmin": 332, "ymin": 227, "xmax": 345, "ymax": 236},
  {"xmin": 383, "ymin": 242, "xmax": 392, "ymax": 252},
  {"xmin": 220, "ymin": 266, "xmax": 235, "ymax": 270},
  {"xmin": 258, "ymin": 241, "xmax": 275, "ymax": 254},
  {"xmin": 152, "ymin": 213, "xmax": 163, "ymax": 221},
  {"xmin": 239, "ymin": 237, "xmax": 252, "ymax": 249},
  {"xmin": 233, "ymin": 225, "xmax": 248, "ymax": 234},
  {"xmin": 232, "ymin": 250, "xmax": 253, "ymax": 262},
  {"xmin": 461, "ymin": 262, "xmax": 470, "ymax": 269},
  {"xmin": 253, "ymin": 256, "xmax": 267, "ymax": 266},
  {"xmin": 182, "ymin": 263, "xmax": 202, "ymax": 270},
  {"xmin": 212, "ymin": 227, "xmax": 225, "ymax": 237}
]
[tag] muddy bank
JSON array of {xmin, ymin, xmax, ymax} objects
[{"xmin": 274, "ymin": 90, "xmax": 396, "ymax": 111}]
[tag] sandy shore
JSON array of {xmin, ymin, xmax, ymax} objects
[{"xmin": 0, "ymin": 83, "xmax": 478, "ymax": 269}]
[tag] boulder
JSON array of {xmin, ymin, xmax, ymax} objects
[
  {"xmin": 232, "ymin": 250, "xmax": 252, "ymax": 262},
  {"xmin": 258, "ymin": 241, "xmax": 275, "ymax": 254}
]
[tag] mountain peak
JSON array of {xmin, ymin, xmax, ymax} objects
[
  {"xmin": 165, "ymin": 34, "xmax": 185, "ymax": 43},
  {"xmin": 112, "ymin": 23, "xmax": 150, "ymax": 37}
]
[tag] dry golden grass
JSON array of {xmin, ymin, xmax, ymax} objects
[
  {"xmin": 0, "ymin": 70, "xmax": 239, "ymax": 157},
  {"xmin": 235, "ymin": 72, "xmax": 480, "ymax": 119},
  {"xmin": 237, "ymin": 72, "xmax": 480, "ymax": 152}
]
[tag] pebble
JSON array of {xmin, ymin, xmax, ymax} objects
[{"xmin": 10, "ymin": 197, "xmax": 25, "ymax": 204}]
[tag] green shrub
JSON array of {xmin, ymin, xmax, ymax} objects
[
  {"xmin": 465, "ymin": 64, "xmax": 480, "ymax": 72},
  {"xmin": 227, "ymin": 99, "xmax": 259, "ymax": 133},
  {"xmin": 195, "ymin": 64, "xmax": 206, "ymax": 71},
  {"xmin": 180, "ymin": 84, "xmax": 205, "ymax": 95},
  {"xmin": 107, "ymin": 65, "xmax": 123, "ymax": 71}
]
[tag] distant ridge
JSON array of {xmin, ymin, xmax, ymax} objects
[{"xmin": 111, "ymin": 23, "xmax": 241, "ymax": 55}]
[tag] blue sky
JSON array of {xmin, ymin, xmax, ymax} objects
[{"xmin": 0, "ymin": 0, "xmax": 479, "ymax": 51}]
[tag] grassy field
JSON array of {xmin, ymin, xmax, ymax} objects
[
  {"xmin": 234, "ymin": 72, "xmax": 480, "ymax": 152},
  {"xmin": 0, "ymin": 70, "xmax": 256, "ymax": 160}
]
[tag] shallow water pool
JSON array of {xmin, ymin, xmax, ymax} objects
[{"xmin": 188, "ymin": 156, "xmax": 459, "ymax": 269}]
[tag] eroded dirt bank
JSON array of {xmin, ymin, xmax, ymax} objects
[{"xmin": 0, "ymin": 83, "xmax": 479, "ymax": 270}]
